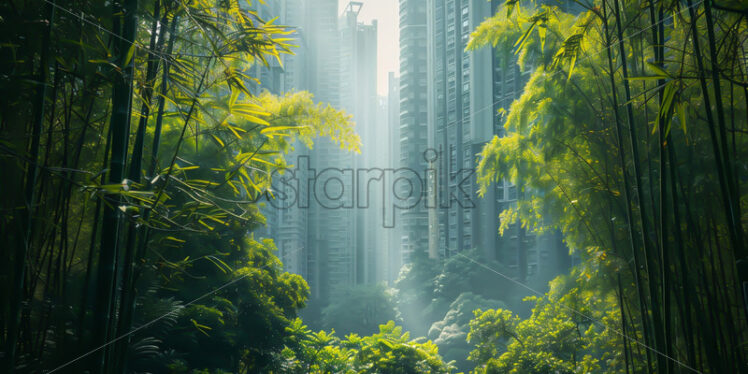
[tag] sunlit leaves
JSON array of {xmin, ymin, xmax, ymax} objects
[
  {"xmin": 469, "ymin": 1, "xmax": 577, "ymax": 71},
  {"xmin": 467, "ymin": 273, "xmax": 624, "ymax": 373},
  {"xmin": 282, "ymin": 320, "xmax": 456, "ymax": 373},
  {"xmin": 468, "ymin": 1, "xmax": 748, "ymax": 372}
]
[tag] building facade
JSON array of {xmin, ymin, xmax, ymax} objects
[
  {"xmin": 426, "ymin": 0, "xmax": 504, "ymax": 258},
  {"xmin": 422, "ymin": 0, "xmax": 569, "ymax": 282},
  {"xmin": 386, "ymin": 72, "xmax": 402, "ymax": 282},
  {"xmin": 259, "ymin": 0, "xmax": 387, "ymax": 303},
  {"xmin": 398, "ymin": 0, "xmax": 430, "ymax": 261},
  {"xmin": 339, "ymin": 2, "xmax": 380, "ymax": 286}
]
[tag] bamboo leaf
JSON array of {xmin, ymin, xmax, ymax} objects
[
  {"xmin": 229, "ymin": 87, "xmax": 240, "ymax": 108},
  {"xmin": 513, "ymin": 21, "xmax": 537, "ymax": 55},
  {"xmin": 626, "ymin": 75, "xmax": 668, "ymax": 81},
  {"xmin": 165, "ymin": 236, "xmax": 186, "ymax": 243},
  {"xmin": 645, "ymin": 61, "xmax": 671, "ymax": 79},
  {"xmin": 567, "ymin": 54, "xmax": 576, "ymax": 81},
  {"xmin": 191, "ymin": 319, "xmax": 212, "ymax": 336},
  {"xmin": 198, "ymin": 219, "xmax": 214, "ymax": 231},
  {"xmin": 123, "ymin": 43, "xmax": 137, "ymax": 66},
  {"xmin": 677, "ymin": 101, "xmax": 687, "ymax": 136},
  {"xmin": 260, "ymin": 125, "xmax": 305, "ymax": 136},
  {"xmin": 211, "ymin": 134, "xmax": 226, "ymax": 147},
  {"xmin": 654, "ymin": 81, "xmax": 678, "ymax": 136}
]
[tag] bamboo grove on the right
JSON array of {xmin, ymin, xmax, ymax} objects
[{"xmin": 473, "ymin": 0, "xmax": 747, "ymax": 372}]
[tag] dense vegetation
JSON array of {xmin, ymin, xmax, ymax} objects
[
  {"xmin": 1, "ymin": 0, "xmax": 746, "ymax": 373},
  {"xmin": 470, "ymin": 0, "xmax": 748, "ymax": 372},
  {"xmin": 0, "ymin": 1, "xmax": 362, "ymax": 372}
]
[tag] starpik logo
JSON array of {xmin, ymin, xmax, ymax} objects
[{"xmin": 266, "ymin": 149, "xmax": 476, "ymax": 228}]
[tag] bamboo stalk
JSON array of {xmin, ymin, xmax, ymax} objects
[
  {"xmin": 610, "ymin": 0, "xmax": 667, "ymax": 370},
  {"xmin": 4, "ymin": 2, "xmax": 54, "ymax": 371},
  {"xmin": 113, "ymin": 3, "xmax": 166, "ymax": 370},
  {"xmin": 600, "ymin": 0, "xmax": 654, "ymax": 370},
  {"xmin": 90, "ymin": 0, "xmax": 138, "ymax": 370}
]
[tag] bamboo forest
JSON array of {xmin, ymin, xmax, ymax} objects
[{"xmin": 0, "ymin": 0, "xmax": 746, "ymax": 372}]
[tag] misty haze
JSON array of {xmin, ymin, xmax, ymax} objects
[{"xmin": 1, "ymin": 0, "xmax": 746, "ymax": 373}]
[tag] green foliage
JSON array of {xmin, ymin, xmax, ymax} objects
[
  {"xmin": 146, "ymin": 228, "xmax": 311, "ymax": 372},
  {"xmin": 395, "ymin": 250, "xmax": 516, "ymax": 331},
  {"xmin": 131, "ymin": 75, "xmax": 356, "ymax": 372},
  {"xmin": 467, "ymin": 2, "xmax": 578, "ymax": 72},
  {"xmin": 0, "ymin": 0, "xmax": 360, "ymax": 372},
  {"xmin": 433, "ymin": 250, "xmax": 515, "ymax": 303},
  {"xmin": 467, "ymin": 271, "xmax": 624, "ymax": 373},
  {"xmin": 2, "ymin": 0, "xmax": 747, "ymax": 371},
  {"xmin": 470, "ymin": 0, "xmax": 748, "ymax": 372},
  {"xmin": 282, "ymin": 319, "xmax": 456, "ymax": 373}
]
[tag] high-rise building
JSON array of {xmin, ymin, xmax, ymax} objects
[
  {"xmin": 425, "ymin": 0, "xmax": 568, "ymax": 281},
  {"xmin": 259, "ymin": 0, "xmax": 567, "ymax": 298},
  {"xmin": 254, "ymin": 0, "xmax": 348, "ymax": 302},
  {"xmin": 302, "ymin": 0, "xmax": 358, "ymax": 302},
  {"xmin": 386, "ymin": 72, "xmax": 402, "ymax": 282},
  {"xmin": 339, "ymin": 2, "xmax": 380, "ymax": 285},
  {"xmin": 304, "ymin": 0, "xmax": 340, "ymax": 107},
  {"xmin": 272, "ymin": 0, "xmax": 312, "ymax": 282},
  {"xmin": 251, "ymin": 0, "xmax": 310, "ymax": 285},
  {"xmin": 281, "ymin": 0, "xmax": 307, "ymax": 92},
  {"xmin": 267, "ymin": 0, "xmax": 388, "ymax": 302},
  {"xmin": 426, "ymin": 0, "xmax": 502, "ymax": 258},
  {"xmin": 374, "ymin": 95, "xmax": 392, "ymax": 283},
  {"xmin": 398, "ymin": 0, "xmax": 430, "ymax": 261}
]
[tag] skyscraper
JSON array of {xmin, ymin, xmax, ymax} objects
[
  {"xmin": 425, "ymin": 0, "xmax": 568, "ymax": 281},
  {"xmin": 386, "ymin": 72, "xmax": 402, "ymax": 282},
  {"xmin": 256, "ymin": 0, "xmax": 349, "ymax": 302},
  {"xmin": 254, "ymin": 0, "xmax": 310, "ymax": 285},
  {"xmin": 398, "ymin": 0, "xmax": 430, "ymax": 261},
  {"xmin": 339, "ymin": 2, "xmax": 380, "ymax": 285},
  {"xmin": 426, "ymin": 0, "xmax": 503, "ymax": 258},
  {"xmin": 258, "ymin": 0, "xmax": 388, "ymax": 304},
  {"xmin": 303, "ymin": 0, "xmax": 358, "ymax": 302}
]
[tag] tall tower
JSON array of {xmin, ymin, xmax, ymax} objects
[
  {"xmin": 427, "ymin": 0, "xmax": 515, "ymax": 259},
  {"xmin": 339, "ymin": 2, "xmax": 379, "ymax": 285},
  {"xmin": 304, "ymin": 0, "xmax": 340, "ymax": 107},
  {"xmin": 253, "ymin": 0, "xmax": 308, "ymax": 279},
  {"xmin": 398, "ymin": 0, "xmax": 429, "ymax": 262},
  {"xmin": 303, "ymin": 0, "xmax": 357, "ymax": 302},
  {"xmin": 426, "ymin": 0, "xmax": 569, "ymax": 282},
  {"xmin": 254, "ymin": 0, "xmax": 313, "ymax": 293},
  {"xmin": 386, "ymin": 72, "xmax": 402, "ymax": 282}
]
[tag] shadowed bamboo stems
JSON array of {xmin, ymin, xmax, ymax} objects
[
  {"xmin": 610, "ymin": 0, "xmax": 669, "ymax": 370},
  {"xmin": 4, "ymin": 2, "xmax": 54, "ymax": 372},
  {"xmin": 473, "ymin": 0, "xmax": 747, "ymax": 371},
  {"xmin": 112, "ymin": 3, "xmax": 167, "ymax": 371},
  {"xmin": 90, "ymin": 0, "xmax": 138, "ymax": 370},
  {"xmin": 599, "ymin": 0, "xmax": 655, "ymax": 371}
]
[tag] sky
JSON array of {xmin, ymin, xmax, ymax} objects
[{"xmin": 338, "ymin": 0, "xmax": 399, "ymax": 95}]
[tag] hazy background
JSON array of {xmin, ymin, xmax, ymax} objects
[{"xmin": 338, "ymin": 0, "xmax": 399, "ymax": 95}]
